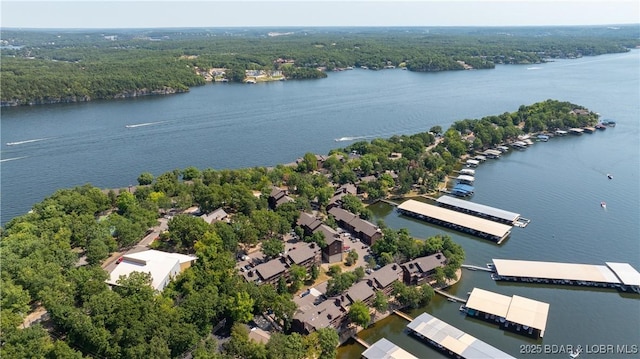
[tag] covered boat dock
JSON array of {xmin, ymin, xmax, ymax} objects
[
  {"xmin": 361, "ymin": 338, "xmax": 418, "ymax": 359},
  {"xmin": 407, "ymin": 312, "xmax": 516, "ymax": 359},
  {"xmin": 461, "ymin": 288, "xmax": 549, "ymax": 338},
  {"xmin": 436, "ymin": 195, "xmax": 530, "ymax": 227},
  {"xmin": 451, "ymin": 184, "xmax": 475, "ymax": 197},
  {"xmin": 490, "ymin": 259, "xmax": 640, "ymax": 291},
  {"xmin": 397, "ymin": 200, "xmax": 512, "ymax": 244},
  {"xmin": 456, "ymin": 175, "xmax": 475, "ymax": 185}
]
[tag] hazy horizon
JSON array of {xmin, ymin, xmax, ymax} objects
[{"xmin": 2, "ymin": 1, "xmax": 639, "ymax": 29}]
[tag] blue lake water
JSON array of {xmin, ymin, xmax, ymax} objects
[{"xmin": 1, "ymin": 49, "xmax": 639, "ymax": 358}]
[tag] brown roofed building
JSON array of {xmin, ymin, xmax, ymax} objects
[
  {"xmin": 368, "ymin": 263, "xmax": 403, "ymax": 296},
  {"xmin": 316, "ymin": 224, "xmax": 343, "ymax": 263},
  {"xmin": 345, "ymin": 280, "xmax": 375, "ymax": 305},
  {"xmin": 297, "ymin": 212, "xmax": 323, "ymax": 235},
  {"xmin": 254, "ymin": 258, "xmax": 288, "ymax": 284},
  {"xmin": 328, "ymin": 207, "xmax": 358, "ymax": 232},
  {"xmin": 401, "ymin": 252, "xmax": 448, "ymax": 286},
  {"xmin": 268, "ymin": 187, "xmax": 294, "ymax": 209},
  {"xmin": 292, "ymin": 297, "xmax": 347, "ymax": 334},
  {"xmin": 328, "ymin": 207, "xmax": 382, "ymax": 246},
  {"xmin": 286, "ymin": 243, "xmax": 320, "ymax": 270}
]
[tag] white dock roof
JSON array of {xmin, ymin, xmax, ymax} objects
[
  {"xmin": 398, "ymin": 200, "xmax": 512, "ymax": 239},
  {"xmin": 465, "ymin": 288, "xmax": 549, "ymax": 337},
  {"xmin": 407, "ymin": 312, "xmax": 516, "ymax": 359},
  {"xmin": 606, "ymin": 262, "xmax": 640, "ymax": 286},
  {"xmin": 492, "ymin": 259, "xmax": 621, "ymax": 284},
  {"xmin": 437, "ymin": 195, "xmax": 520, "ymax": 222},
  {"xmin": 456, "ymin": 175, "xmax": 475, "ymax": 182},
  {"xmin": 362, "ymin": 338, "xmax": 418, "ymax": 359}
]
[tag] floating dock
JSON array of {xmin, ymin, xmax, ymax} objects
[
  {"xmin": 361, "ymin": 338, "xmax": 418, "ymax": 359},
  {"xmin": 407, "ymin": 312, "xmax": 516, "ymax": 359},
  {"xmin": 461, "ymin": 288, "xmax": 549, "ymax": 338},
  {"xmin": 397, "ymin": 200, "xmax": 512, "ymax": 244},
  {"xmin": 490, "ymin": 259, "xmax": 640, "ymax": 292},
  {"xmin": 436, "ymin": 195, "xmax": 530, "ymax": 227}
]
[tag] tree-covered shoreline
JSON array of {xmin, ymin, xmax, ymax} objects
[
  {"xmin": 1, "ymin": 26, "xmax": 638, "ymax": 106},
  {"xmin": 0, "ymin": 99, "xmax": 600, "ymax": 358}
]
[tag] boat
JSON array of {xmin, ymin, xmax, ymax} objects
[
  {"xmin": 569, "ymin": 347, "xmax": 582, "ymax": 359},
  {"xmin": 607, "ymin": 174, "xmax": 613, "ymax": 179},
  {"xmin": 601, "ymin": 201, "xmax": 607, "ymax": 209}
]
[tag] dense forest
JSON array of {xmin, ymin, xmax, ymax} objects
[
  {"xmin": 1, "ymin": 26, "xmax": 638, "ymax": 106},
  {"xmin": 0, "ymin": 99, "xmax": 598, "ymax": 358}
]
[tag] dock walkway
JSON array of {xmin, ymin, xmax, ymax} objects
[
  {"xmin": 393, "ymin": 310, "xmax": 414, "ymax": 322},
  {"xmin": 351, "ymin": 335, "xmax": 370, "ymax": 349},
  {"xmin": 434, "ymin": 288, "xmax": 468, "ymax": 303},
  {"xmin": 462, "ymin": 264, "xmax": 494, "ymax": 272}
]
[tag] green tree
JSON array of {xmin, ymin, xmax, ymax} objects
[
  {"xmin": 228, "ymin": 291, "xmax": 255, "ymax": 323},
  {"xmin": 310, "ymin": 264, "xmax": 320, "ymax": 281},
  {"xmin": 316, "ymin": 327, "xmax": 339, "ymax": 359},
  {"xmin": 348, "ymin": 300, "xmax": 371, "ymax": 328},
  {"xmin": 289, "ymin": 264, "xmax": 307, "ymax": 292},
  {"xmin": 137, "ymin": 172, "xmax": 154, "ymax": 185},
  {"xmin": 262, "ymin": 238, "xmax": 284, "ymax": 259},
  {"xmin": 373, "ymin": 290, "xmax": 389, "ymax": 314},
  {"xmin": 85, "ymin": 238, "xmax": 109, "ymax": 265}
]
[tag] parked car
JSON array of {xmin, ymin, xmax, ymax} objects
[{"xmin": 116, "ymin": 256, "xmax": 124, "ymax": 264}]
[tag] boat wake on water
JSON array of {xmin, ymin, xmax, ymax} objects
[
  {"xmin": 5, "ymin": 138, "xmax": 52, "ymax": 146},
  {"xmin": 0, "ymin": 156, "xmax": 28, "ymax": 163},
  {"xmin": 125, "ymin": 121, "xmax": 166, "ymax": 128},
  {"xmin": 334, "ymin": 135, "xmax": 373, "ymax": 142}
]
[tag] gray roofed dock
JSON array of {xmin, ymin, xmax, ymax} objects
[
  {"xmin": 361, "ymin": 338, "xmax": 418, "ymax": 359},
  {"xmin": 397, "ymin": 199, "xmax": 512, "ymax": 244},
  {"xmin": 407, "ymin": 312, "xmax": 516, "ymax": 359},
  {"xmin": 436, "ymin": 195, "xmax": 530, "ymax": 227}
]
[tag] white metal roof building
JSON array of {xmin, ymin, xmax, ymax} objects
[
  {"xmin": 107, "ymin": 250, "xmax": 197, "ymax": 291},
  {"xmin": 436, "ymin": 195, "xmax": 521, "ymax": 225},
  {"xmin": 464, "ymin": 288, "xmax": 550, "ymax": 338},
  {"xmin": 397, "ymin": 200, "xmax": 512, "ymax": 243},
  {"xmin": 492, "ymin": 259, "xmax": 623, "ymax": 284},
  {"xmin": 456, "ymin": 175, "xmax": 475, "ymax": 184},
  {"xmin": 407, "ymin": 312, "xmax": 516, "ymax": 359},
  {"xmin": 361, "ymin": 338, "xmax": 418, "ymax": 359}
]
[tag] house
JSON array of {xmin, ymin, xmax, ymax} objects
[
  {"xmin": 287, "ymin": 243, "xmax": 320, "ymax": 270},
  {"xmin": 345, "ymin": 280, "xmax": 375, "ymax": 305},
  {"xmin": 106, "ymin": 249, "xmax": 197, "ymax": 291},
  {"xmin": 316, "ymin": 224, "xmax": 343, "ymax": 263},
  {"xmin": 200, "ymin": 207, "xmax": 229, "ymax": 224},
  {"xmin": 268, "ymin": 187, "xmax": 294, "ymax": 209},
  {"xmin": 254, "ymin": 258, "xmax": 289, "ymax": 284},
  {"xmin": 367, "ymin": 263, "xmax": 402, "ymax": 296},
  {"xmin": 297, "ymin": 212, "xmax": 323, "ymax": 235},
  {"xmin": 328, "ymin": 207, "xmax": 382, "ymax": 246},
  {"xmin": 326, "ymin": 183, "xmax": 358, "ymax": 210},
  {"xmin": 401, "ymin": 253, "xmax": 448, "ymax": 286}
]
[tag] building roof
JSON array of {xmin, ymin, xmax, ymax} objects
[
  {"xmin": 456, "ymin": 175, "xmax": 475, "ymax": 182},
  {"xmin": 606, "ymin": 262, "xmax": 640, "ymax": 286},
  {"xmin": 328, "ymin": 207, "xmax": 358, "ymax": 224},
  {"xmin": 351, "ymin": 217, "xmax": 381, "ymax": 237},
  {"xmin": 336, "ymin": 183, "xmax": 357, "ymax": 195},
  {"xmin": 200, "ymin": 208, "xmax": 229, "ymax": 224},
  {"xmin": 398, "ymin": 200, "xmax": 512, "ymax": 239},
  {"xmin": 107, "ymin": 250, "xmax": 196, "ymax": 290},
  {"xmin": 436, "ymin": 195, "xmax": 520, "ymax": 222},
  {"xmin": 407, "ymin": 312, "xmax": 516, "ymax": 359},
  {"xmin": 294, "ymin": 297, "xmax": 345, "ymax": 332},
  {"xmin": 362, "ymin": 338, "xmax": 418, "ymax": 359},
  {"xmin": 492, "ymin": 258, "xmax": 622, "ymax": 284},
  {"xmin": 255, "ymin": 258, "xmax": 288, "ymax": 281},
  {"xmin": 297, "ymin": 212, "xmax": 323, "ymax": 231},
  {"xmin": 315, "ymin": 224, "xmax": 341, "ymax": 245},
  {"xmin": 248, "ymin": 327, "xmax": 271, "ymax": 344},
  {"xmin": 402, "ymin": 253, "xmax": 447, "ymax": 275},
  {"xmin": 287, "ymin": 244, "xmax": 318, "ymax": 265},
  {"xmin": 370, "ymin": 263, "xmax": 402, "ymax": 289},
  {"xmin": 466, "ymin": 288, "xmax": 550, "ymax": 336},
  {"xmin": 345, "ymin": 280, "xmax": 375, "ymax": 304}
]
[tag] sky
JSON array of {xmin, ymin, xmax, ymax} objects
[{"xmin": 1, "ymin": 1, "xmax": 639, "ymax": 29}]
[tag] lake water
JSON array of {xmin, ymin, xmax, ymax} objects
[{"xmin": 1, "ymin": 50, "xmax": 639, "ymax": 358}]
